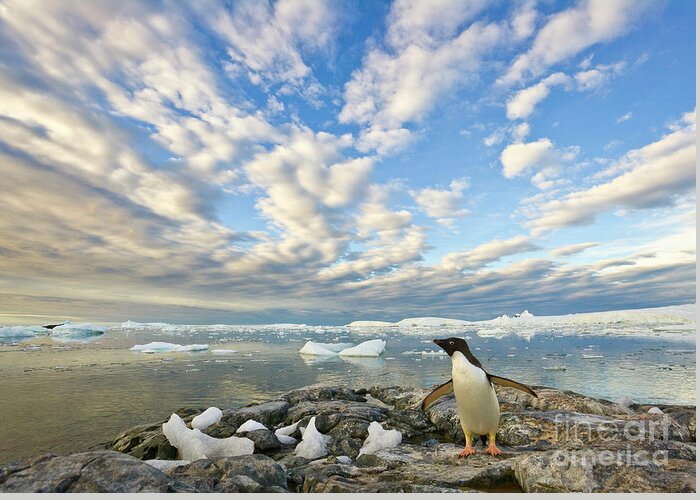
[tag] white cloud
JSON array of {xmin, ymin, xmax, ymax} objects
[
  {"xmin": 205, "ymin": 0, "xmax": 339, "ymax": 88},
  {"xmin": 528, "ymin": 110, "xmax": 696, "ymax": 234},
  {"xmin": 439, "ymin": 236, "xmax": 539, "ymax": 271},
  {"xmin": 500, "ymin": 0, "xmax": 654, "ymax": 86},
  {"xmin": 551, "ymin": 242, "xmax": 600, "ymax": 257},
  {"xmin": 616, "ymin": 112, "xmax": 633, "ymax": 123},
  {"xmin": 411, "ymin": 179, "xmax": 470, "ymax": 227},
  {"xmin": 506, "ymin": 72, "xmax": 570, "ymax": 120},
  {"xmin": 339, "ymin": 0, "xmax": 506, "ymax": 155}
]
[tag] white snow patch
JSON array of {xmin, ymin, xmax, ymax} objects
[
  {"xmin": 293, "ymin": 416, "xmax": 330, "ymax": 459},
  {"xmin": 338, "ymin": 339, "xmax": 386, "ymax": 357},
  {"xmin": 358, "ymin": 421, "xmax": 402, "ymax": 457},
  {"xmin": 236, "ymin": 419, "xmax": 268, "ymax": 433},
  {"xmin": 162, "ymin": 413, "xmax": 254, "ymax": 460},
  {"xmin": 648, "ymin": 407, "xmax": 664, "ymax": 415},
  {"xmin": 336, "ymin": 456, "xmax": 352, "ymax": 464},
  {"xmin": 191, "ymin": 407, "xmax": 223, "ymax": 430},
  {"xmin": 130, "ymin": 342, "xmax": 209, "ymax": 353}
]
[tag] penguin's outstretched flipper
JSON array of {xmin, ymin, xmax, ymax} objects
[
  {"xmin": 421, "ymin": 379, "xmax": 454, "ymax": 411},
  {"xmin": 487, "ymin": 373, "xmax": 538, "ymax": 398}
]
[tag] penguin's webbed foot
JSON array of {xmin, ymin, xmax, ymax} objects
[
  {"xmin": 458, "ymin": 445, "xmax": 476, "ymax": 458},
  {"xmin": 485, "ymin": 443, "xmax": 502, "ymax": 456}
]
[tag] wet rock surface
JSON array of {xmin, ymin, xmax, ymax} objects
[{"xmin": 1, "ymin": 383, "xmax": 695, "ymax": 493}]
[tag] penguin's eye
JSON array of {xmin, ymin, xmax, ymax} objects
[{"xmin": 449, "ymin": 341, "xmax": 454, "ymax": 345}]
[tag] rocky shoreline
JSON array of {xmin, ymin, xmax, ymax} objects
[{"xmin": 0, "ymin": 384, "xmax": 695, "ymax": 493}]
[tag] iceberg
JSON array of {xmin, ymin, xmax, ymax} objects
[
  {"xmin": 293, "ymin": 416, "xmax": 330, "ymax": 459},
  {"xmin": 299, "ymin": 341, "xmax": 353, "ymax": 356},
  {"xmin": 162, "ymin": 413, "xmax": 254, "ymax": 460},
  {"xmin": 236, "ymin": 419, "xmax": 268, "ymax": 433},
  {"xmin": 130, "ymin": 342, "xmax": 209, "ymax": 353},
  {"xmin": 358, "ymin": 421, "xmax": 402, "ymax": 457},
  {"xmin": 338, "ymin": 339, "xmax": 386, "ymax": 357},
  {"xmin": 191, "ymin": 407, "xmax": 223, "ymax": 430},
  {"xmin": 397, "ymin": 317, "xmax": 470, "ymax": 327}
]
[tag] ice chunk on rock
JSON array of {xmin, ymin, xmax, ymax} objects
[
  {"xmin": 338, "ymin": 339, "xmax": 386, "ymax": 357},
  {"xmin": 130, "ymin": 342, "xmax": 209, "ymax": 353},
  {"xmin": 236, "ymin": 419, "xmax": 268, "ymax": 433},
  {"xmin": 162, "ymin": 413, "xmax": 254, "ymax": 460},
  {"xmin": 294, "ymin": 416, "xmax": 330, "ymax": 459},
  {"xmin": 191, "ymin": 407, "xmax": 223, "ymax": 430},
  {"xmin": 274, "ymin": 420, "xmax": 300, "ymax": 445},
  {"xmin": 336, "ymin": 456, "xmax": 352, "ymax": 464},
  {"xmin": 144, "ymin": 459, "xmax": 190, "ymax": 473},
  {"xmin": 358, "ymin": 421, "xmax": 402, "ymax": 457},
  {"xmin": 648, "ymin": 407, "xmax": 664, "ymax": 415},
  {"xmin": 299, "ymin": 341, "xmax": 353, "ymax": 356}
]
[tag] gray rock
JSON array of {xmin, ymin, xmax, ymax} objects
[
  {"xmin": 239, "ymin": 429, "xmax": 281, "ymax": 452},
  {"xmin": 173, "ymin": 455, "xmax": 287, "ymax": 491},
  {"xmin": 283, "ymin": 384, "xmax": 367, "ymax": 405},
  {"xmin": 514, "ymin": 447, "xmax": 696, "ymax": 493},
  {"xmin": 0, "ymin": 451, "xmax": 195, "ymax": 493}
]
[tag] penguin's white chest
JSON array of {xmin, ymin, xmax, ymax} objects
[{"xmin": 451, "ymin": 352, "xmax": 500, "ymax": 436}]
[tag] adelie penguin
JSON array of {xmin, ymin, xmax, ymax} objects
[{"xmin": 422, "ymin": 337, "xmax": 538, "ymax": 457}]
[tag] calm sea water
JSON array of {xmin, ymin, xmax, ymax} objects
[{"xmin": 0, "ymin": 324, "xmax": 695, "ymax": 463}]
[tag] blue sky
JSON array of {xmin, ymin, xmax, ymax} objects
[{"xmin": 0, "ymin": 0, "xmax": 695, "ymax": 324}]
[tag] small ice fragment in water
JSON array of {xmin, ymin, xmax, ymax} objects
[
  {"xmin": 358, "ymin": 421, "xmax": 402, "ymax": 457},
  {"xmin": 236, "ymin": 419, "xmax": 268, "ymax": 433},
  {"xmin": 191, "ymin": 407, "xmax": 223, "ymax": 430},
  {"xmin": 294, "ymin": 416, "xmax": 330, "ymax": 459},
  {"xmin": 648, "ymin": 407, "xmax": 664, "ymax": 415},
  {"xmin": 211, "ymin": 349, "xmax": 237, "ymax": 354},
  {"xmin": 582, "ymin": 354, "xmax": 604, "ymax": 359},
  {"xmin": 162, "ymin": 413, "xmax": 253, "ymax": 460},
  {"xmin": 542, "ymin": 366, "xmax": 566, "ymax": 372},
  {"xmin": 130, "ymin": 342, "xmax": 208, "ymax": 353}
]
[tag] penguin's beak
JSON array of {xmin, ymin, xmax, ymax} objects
[{"xmin": 433, "ymin": 338, "xmax": 445, "ymax": 349}]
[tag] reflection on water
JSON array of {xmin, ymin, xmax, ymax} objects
[{"xmin": 0, "ymin": 324, "xmax": 695, "ymax": 463}]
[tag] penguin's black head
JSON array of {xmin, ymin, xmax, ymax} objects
[{"xmin": 433, "ymin": 337, "xmax": 469, "ymax": 356}]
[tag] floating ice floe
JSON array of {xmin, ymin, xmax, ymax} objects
[
  {"xmin": 144, "ymin": 459, "xmax": 190, "ymax": 473},
  {"xmin": 47, "ymin": 322, "xmax": 106, "ymax": 340},
  {"xmin": 542, "ymin": 366, "xmax": 567, "ymax": 372},
  {"xmin": 191, "ymin": 407, "xmax": 223, "ymax": 430},
  {"xmin": 299, "ymin": 339, "xmax": 386, "ymax": 358},
  {"xmin": 211, "ymin": 349, "xmax": 238, "ymax": 354},
  {"xmin": 401, "ymin": 350, "xmax": 447, "ymax": 357},
  {"xmin": 275, "ymin": 420, "xmax": 300, "ymax": 445},
  {"xmin": 294, "ymin": 416, "xmax": 330, "ymax": 459},
  {"xmin": 236, "ymin": 419, "xmax": 268, "ymax": 433},
  {"xmin": 299, "ymin": 342, "xmax": 353, "ymax": 356},
  {"xmin": 582, "ymin": 354, "xmax": 604, "ymax": 359},
  {"xmin": 358, "ymin": 422, "xmax": 402, "ymax": 457},
  {"xmin": 338, "ymin": 339, "xmax": 386, "ymax": 357},
  {"xmin": 0, "ymin": 325, "xmax": 48, "ymax": 339},
  {"xmin": 346, "ymin": 320, "xmax": 397, "ymax": 328},
  {"xmin": 162, "ymin": 413, "xmax": 254, "ymax": 460},
  {"xmin": 130, "ymin": 342, "xmax": 209, "ymax": 353}
]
